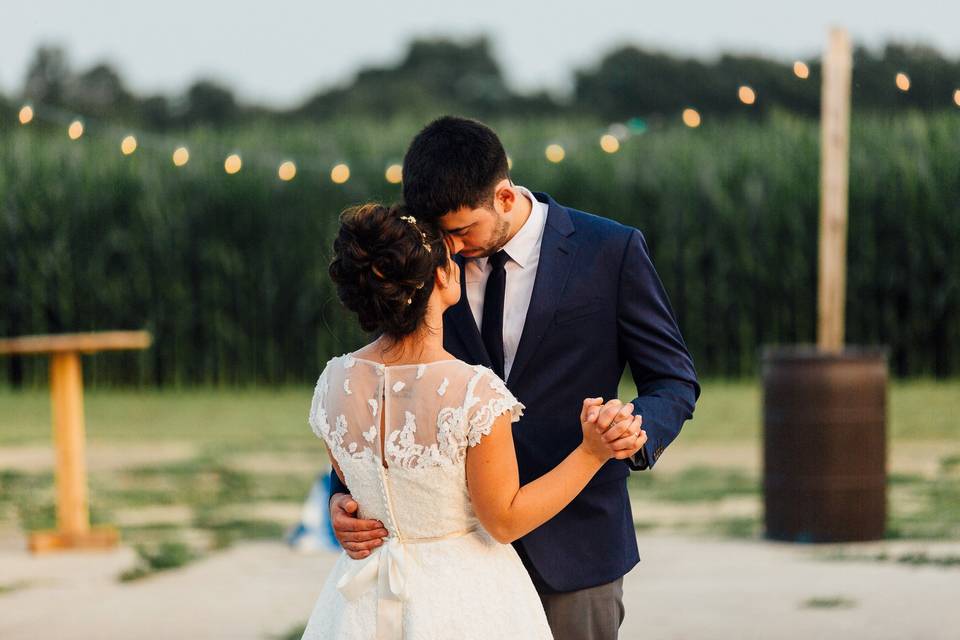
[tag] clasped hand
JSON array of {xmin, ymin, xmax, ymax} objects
[{"xmin": 579, "ymin": 397, "xmax": 647, "ymax": 462}]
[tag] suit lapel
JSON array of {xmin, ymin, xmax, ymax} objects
[
  {"xmin": 507, "ymin": 195, "xmax": 577, "ymax": 387},
  {"xmin": 444, "ymin": 253, "xmax": 492, "ymax": 367}
]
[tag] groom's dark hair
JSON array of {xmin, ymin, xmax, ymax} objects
[{"xmin": 402, "ymin": 116, "xmax": 510, "ymax": 221}]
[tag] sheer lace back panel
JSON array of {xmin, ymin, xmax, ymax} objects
[{"xmin": 309, "ymin": 354, "xmax": 523, "ymax": 540}]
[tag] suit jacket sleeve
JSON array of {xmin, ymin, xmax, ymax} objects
[
  {"xmin": 617, "ymin": 229, "xmax": 700, "ymax": 470},
  {"xmin": 329, "ymin": 464, "xmax": 350, "ymax": 501}
]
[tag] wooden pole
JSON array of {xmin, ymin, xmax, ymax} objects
[
  {"xmin": 817, "ymin": 28, "xmax": 853, "ymax": 352},
  {"xmin": 50, "ymin": 352, "xmax": 90, "ymax": 537},
  {"xmin": 28, "ymin": 350, "xmax": 119, "ymax": 553}
]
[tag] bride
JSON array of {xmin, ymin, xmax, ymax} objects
[{"xmin": 301, "ymin": 203, "xmax": 646, "ymax": 639}]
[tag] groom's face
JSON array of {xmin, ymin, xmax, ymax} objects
[
  {"xmin": 439, "ymin": 205, "xmax": 510, "ymax": 259},
  {"xmin": 438, "ymin": 187, "xmax": 512, "ymax": 259}
]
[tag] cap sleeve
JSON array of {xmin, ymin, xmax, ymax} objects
[
  {"xmin": 463, "ymin": 367, "xmax": 524, "ymax": 447},
  {"xmin": 307, "ymin": 362, "xmax": 332, "ymax": 440}
]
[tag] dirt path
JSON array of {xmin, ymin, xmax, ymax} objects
[{"xmin": 1, "ymin": 532, "xmax": 957, "ymax": 639}]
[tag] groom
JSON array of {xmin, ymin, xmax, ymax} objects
[{"xmin": 329, "ymin": 116, "xmax": 700, "ymax": 639}]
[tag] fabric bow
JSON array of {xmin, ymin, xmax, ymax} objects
[{"xmin": 336, "ymin": 537, "xmax": 409, "ymax": 640}]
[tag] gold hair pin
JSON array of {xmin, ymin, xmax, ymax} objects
[{"xmin": 399, "ymin": 215, "xmax": 432, "ymax": 252}]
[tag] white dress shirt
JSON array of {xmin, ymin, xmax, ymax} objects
[{"xmin": 464, "ymin": 186, "xmax": 548, "ymax": 380}]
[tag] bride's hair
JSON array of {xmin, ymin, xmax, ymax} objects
[{"xmin": 329, "ymin": 203, "xmax": 449, "ymax": 338}]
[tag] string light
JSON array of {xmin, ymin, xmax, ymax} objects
[
  {"xmin": 121, "ymin": 135, "xmax": 137, "ymax": 155},
  {"xmin": 172, "ymin": 146, "xmax": 190, "ymax": 167},
  {"xmin": 278, "ymin": 161, "xmax": 297, "ymax": 181},
  {"xmin": 385, "ymin": 164, "xmax": 402, "ymax": 184},
  {"xmin": 18, "ymin": 77, "xmax": 960, "ymax": 180},
  {"xmin": 331, "ymin": 163, "xmax": 350, "ymax": 184},
  {"xmin": 600, "ymin": 134, "xmax": 620, "ymax": 153},
  {"xmin": 68, "ymin": 120, "xmax": 84, "ymax": 140},
  {"xmin": 224, "ymin": 153, "xmax": 242, "ymax": 174}
]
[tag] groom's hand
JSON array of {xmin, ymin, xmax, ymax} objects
[
  {"xmin": 584, "ymin": 399, "xmax": 646, "ymax": 458},
  {"xmin": 330, "ymin": 492, "xmax": 389, "ymax": 559}
]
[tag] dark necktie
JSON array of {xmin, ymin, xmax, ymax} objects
[{"xmin": 481, "ymin": 250, "xmax": 509, "ymax": 379}]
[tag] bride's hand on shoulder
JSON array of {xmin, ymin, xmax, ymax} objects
[{"xmin": 579, "ymin": 397, "xmax": 646, "ymax": 463}]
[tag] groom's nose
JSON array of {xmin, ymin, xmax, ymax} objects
[{"xmin": 450, "ymin": 237, "xmax": 465, "ymax": 254}]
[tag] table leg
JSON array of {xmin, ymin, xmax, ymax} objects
[{"xmin": 28, "ymin": 351, "xmax": 118, "ymax": 553}]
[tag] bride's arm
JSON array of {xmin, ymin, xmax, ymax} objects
[{"xmin": 466, "ymin": 399, "xmax": 645, "ymax": 544}]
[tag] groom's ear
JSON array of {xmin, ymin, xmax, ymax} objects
[{"xmin": 493, "ymin": 180, "xmax": 516, "ymax": 213}]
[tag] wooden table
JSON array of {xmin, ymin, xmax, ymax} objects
[{"xmin": 0, "ymin": 331, "xmax": 152, "ymax": 553}]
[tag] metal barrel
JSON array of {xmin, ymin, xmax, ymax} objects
[{"xmin": 761, "ymin": 345, "xmax": 888, "ymax": 542}]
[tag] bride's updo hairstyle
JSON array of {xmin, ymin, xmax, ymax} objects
[{"xmin": 329, "ymin": 203, "xmax": 449, "ymax": 338}]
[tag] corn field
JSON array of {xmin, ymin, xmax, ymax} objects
[{"xmin": 1, "ymin": 110, "xmax": 958, "ymax": 386}]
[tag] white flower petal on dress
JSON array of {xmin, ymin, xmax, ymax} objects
[
  {"xmin": 343, "ymin": 378, "xmax": 352, "ymax": 394},
  {"xmin": 348, "ymin": 442, "xmax": 357, "ymax": 453},
  {"xmin": 392, "ymin": 380, "xmax": 405, "ymax": 393},
  {"xmin": 416, "ymin": 364, "xmax": 426, "ymax": 379},
  {"xmin": 368, "ymin": 398, "xmax": 378, "ymax": 416},
  {"xmin": 437, "ymin": 377, "xmax": 449, "ymax": 396},
  {"xmin": 362, "ymin": 425, "xmax": 377, "ymax": 443},
  {"xmin": 344, "ymin": 355, "xmax": 356, "ymax": 368}
]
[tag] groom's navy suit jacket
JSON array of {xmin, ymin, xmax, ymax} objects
[{"xmin": 332, "ymin": 192, "xmax": 699, "ymax": 592}]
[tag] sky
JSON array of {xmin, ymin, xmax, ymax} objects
[{"xmin": 2, "ymin": 0, "xmax": 956, "ymax": 107}]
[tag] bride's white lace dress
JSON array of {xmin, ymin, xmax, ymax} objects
[{"xmin": 301, "ymin": 354, "xmax": 553, "ymax": 640}]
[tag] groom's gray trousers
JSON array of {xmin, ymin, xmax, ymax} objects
[
  {"xmin": 518, "ymin": 544, "xmax": 626, "ymax": 639},
  {"xmin": 537, "ymin": 577, "xmax": 625, "ymax": 640}
]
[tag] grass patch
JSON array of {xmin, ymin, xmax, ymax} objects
[
  {"xmin": 119, "ymin": 541, "xmax": 201, "ymax": 582},
  {"xmin": 888, "ymin": 473, "xmax": 926, "ymax": 486},
  {"xmin": 801, "ymin": 596, "xmax": 857, "ymax": 609},
  {"xmin": 269, "ymin": 621, "xmax": 308, "ymax": 640},
  {"xmin": 704, "ymin": 516, "xmax": 763, "ymax": 539},
  {"xmin": 119, "ymin": 522, "xmax": 184, "ymax": 533},
  {"xmin": 0, "ymin": 580, "xmax": 32, "ymax": 596},
  {"xmin": 886, "ymin": 474, "xmax": 960, "ymax": 540},
  {"xmin": 193, "ymin": 513, "xmax": 288, "ymax": 550},
  {"xmin": 940, "ymin": 455, "xmax": 960, "ymax": 474},
  {"xmin": 116, "ymin": 458, "xmax": 313, "ymax": 507},
  {"xmin": 0, "ymin": 386, "xmax": 324, "ymax": 449},
  {"xmin": 896, "ymin": 552, "xmax": 960, "ymax": 568},
  {"xmin": 819, "ymin": 549, "xmax": 960, "ymax": 568},
  {"xmin": 629, "ymin": 465, "xmax": 759, "ymax": 502}
]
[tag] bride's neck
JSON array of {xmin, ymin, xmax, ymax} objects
[{"xmin": 369, "ymin": 306, "xmax": 447, "ymax": 364}]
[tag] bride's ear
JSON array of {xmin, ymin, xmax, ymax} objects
[{"xmin": 435, "ymin": 265, "xmax": 449, "ymax": 288}]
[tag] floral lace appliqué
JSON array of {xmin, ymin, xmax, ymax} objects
[
  {"xmin": 309, "ymin": 357, "xmax": 522, "ymax": 470},
  {"xmin": 463, "ymin": 369, "xmax": 525, "ymax": 447}
]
